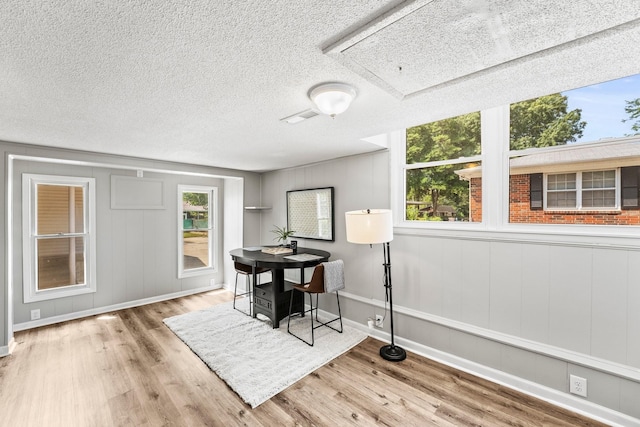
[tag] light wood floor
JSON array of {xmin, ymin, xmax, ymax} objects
[{"xmin": 0, "ymin": 290, "xmax": 608, "ymax": 426}]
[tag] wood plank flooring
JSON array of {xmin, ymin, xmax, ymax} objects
[{"xmin": 0, "ymin": 290, "xmax": 609, "ymax": 426}]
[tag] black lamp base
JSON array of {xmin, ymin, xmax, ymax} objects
[{"xmin": 380, "ymin": 344, "xmax": 406, "ymax": 362}]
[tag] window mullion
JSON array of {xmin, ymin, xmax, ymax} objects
[
  {"xmin": 482, "ymin": 105, "xmax": 510, "ymax": 229},
  {"xmin": 577, "ymin": 172, "xmax": 583, "ymax": 209}
]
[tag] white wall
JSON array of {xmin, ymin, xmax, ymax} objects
[
  {"xmin": 260, "ymin": 150, "xmax": 640, "ymax": 424},
  {"xmin": 0, "ymin": 140, "xmax": 261, "ymax": 350}
]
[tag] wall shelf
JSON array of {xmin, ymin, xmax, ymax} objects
[{"xmin": 244, "ymin": 206, "xmax": 271, "ymax": 211}]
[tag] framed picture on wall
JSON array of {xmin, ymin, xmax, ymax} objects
[{"xmin": 287, "ymin": 187, "xmax": 335, "ymax": 241}]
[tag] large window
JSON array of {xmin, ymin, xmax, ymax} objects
[
  {"xmin": 394, "ymin": 72, "xmax": 640, "ymax": 230},
  {"xmin": 178, "ymin": 185, "xmax": 217, "ymax": 277},
  {"xmin": 508, "ymin": 73, "xmax": 640, "ymax": 225},
  {"xmin": 405, "ymin": 111, "xmax": 481, "ymax": 222},
  {"xmin": 22, "ymin": 174, "xmax": 96, "ymax": 302}
]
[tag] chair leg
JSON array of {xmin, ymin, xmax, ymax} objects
[
  {"xmin": 233, "ymin": 272, "xmax": 239, "ymax": 309},
  {"xmin": 288, "ymin": 290, "xmax": 316, "ymax": 346},
  {"xmin": 309, "ymin": 293, "xmax": 315, "ymax": 346},
  {"xmin": 335, "ymin": 290, "xmax": 343, "ymax": 333},
  {"xmin": 314, "ymin": 291, "xmax": 343, "ymax": 334},
  {"xmin": 288, "ymin": 290, "xmax": 343, "ymax": 346},
  {"xmin": 233, "ymin": 272, "xmax": 252, "ymax": 316}
]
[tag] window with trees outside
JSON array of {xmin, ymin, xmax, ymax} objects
[
  {"xmin": 22, "ymin": 174, "xmax": 96, "ymax": 303},
  {"xmin": 402, "ymin": 72, "xmax": 640, "ymax": 228},
  {"xmin": 178, "ymin": 185, "xmax": 217, "ymax": 277},
  {"xmin": 405, "ymin": 111, "xmax": 481, "ymax": 222}
]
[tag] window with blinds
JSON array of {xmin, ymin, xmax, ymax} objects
[{"xmin": 23, "ymin": 174, "xmax": 96, "ymax": 302}]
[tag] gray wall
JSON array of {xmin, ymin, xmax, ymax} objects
[
  {"xmin": 0, "ymin": 140, "xmax": 261, "ymax": 348},
  {"xmin": 260, "ymin": 150, "xmax": 640, "ymax": 422}
]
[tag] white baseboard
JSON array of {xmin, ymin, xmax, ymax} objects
[
  {"xmin": 13, "ymin": 285, "xmax": 222, "ymax": 332},
  {"xmin": 8, "ymin": 289, "xmax": 637, "ymax": 425},
  {"xmin": 0, "ymin": 337, "xmax": 16, "ymax": 358},
  {"xmin": 340, "ymin": 291, "xmax": 640, "ymax": 382},
  {"xmin": 344, "ymin": 318, "xmax": 639, "ymax": 427}
]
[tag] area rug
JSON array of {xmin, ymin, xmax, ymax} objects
[{"xmin": 163, "ymin": 299, "xmax": 367, "ymax": 408}]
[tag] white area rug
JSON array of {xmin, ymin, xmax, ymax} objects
[{"xmin": 163, "ymin": 299, "xmax": 367, "ymax": 408}]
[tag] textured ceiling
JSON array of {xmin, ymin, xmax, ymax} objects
[
  {"xmin": 329, "ymin": 0, "xmax": 640, "ymax": 98},
  {"xmin": 1, "ymin": 0, "xmax": 640, "ymax": 172}
]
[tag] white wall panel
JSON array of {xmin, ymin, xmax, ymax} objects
[
  {"xmin": 489, "ymin": 242, "xmax": 522, "ymax": 336},
  {"xmin": 418, "ymin": 236, "xmax": 445, "ymax": 316},
  {"xmin": 520, "ymin": 244, "xmax": 551, "ymax": 343},
  {"xmin": 500, "ymin": 344, "xmax": 538, "ymax": 380},
  {"xmin": 142, "ymin": 210, "xmax": 160, "ymax": 298},
  {"xmin": 94, "ymin": 168, "xmax": 114, "ymax": 308},
  {"xmin": 547, "ymin": 246, "xmax": 592, "ymax": 354},
  {"xmin": 450, "ymin": 329, "xmax": 501, "ymax": 369},
  {"xmin": 392, "ymin": 234, "xmax": 423, "ymax": 309},
  {"xmin": 0, "ymin": 145, "xmax": 7, "ymax": 348},
  {"xmin": 627, "ymin": 251, "xmax": 640, "ymax": 368},
  {"xmin": 440, "ymin": 238, "xmax": 463, "ymax": 321},
  {"xmin": 110, "ymin": 210, "xmax": 129, "ymax": 304},
  {"xmin": 345, "ymin": 156, "xmax": 379, "ymax": 211},
  {"xmin": 153, "ymin": 202, "xmax": 178, "ymax": 296},
  {"xmin": 125, "ymin": 210, "xmax": 145, "ymax": 302},
  {"xmin": 460, "ymin": 239, "xmax": 491, "ymax": 328},
  {"xmin": 533, "ymin": 353, "xmax": 568, "ymax": 391},
  {"xmin": 54, "ymin": 295, "xmax": 73, "ymax": 317},
  {"xmin": 620, "ymin": 378, "xmax": 640, "ymax": 420},
  {"xmin": 71, "ymin": 293, "xmax": 94, "ymax": 314},
  {"xmin": 591, "ymin": 249, "xmax": 628, "ymax": 364}
]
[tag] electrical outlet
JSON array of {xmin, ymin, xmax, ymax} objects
[
  {"xmin": 569, "ymin": 374, "xmax": 587, "ymax": 397},
  {"xmin": 375, "ymin": 314, "xmax": 383, "ymax": 328},
  {"xmin": 31, "ymin": 309, "xmax": 40, "ymax": 321}
]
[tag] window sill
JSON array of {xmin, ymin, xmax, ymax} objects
[
  {"xmin": 178, "ymin": 267, "xmax": 217, "ymax": 279},
  {"xmin": 25, "ymin": 285, "xmax": 96, "ymax": 303},
  {"xmin": 394, "ymin": 221, "xmax": 640, "ymax": 250}
]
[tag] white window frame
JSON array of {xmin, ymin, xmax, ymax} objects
[
  {"xmin": 178, "ymin": 185, "xmax": 218, "ymax": 278},
  {"xmin": 391, "ymin": 105, "xmax": 640, "ymax": 243},
  {"xmin": 22, "ymin": 174, "xmax": 97, "ymax": 303},
  {"xmin": 392, "ymin": 107, "xmax": 508, "ymax": 230},
  {"xmin": 544, "ymin": 169, "xmax": 620, "ymax": 211}
]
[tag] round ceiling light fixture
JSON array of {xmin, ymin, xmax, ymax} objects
[{"xmin": 308, "ymin": 82, "xmax": 357, "ymax": 117}]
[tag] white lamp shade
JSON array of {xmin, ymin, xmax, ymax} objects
[
  {"xmin": 309, "ymin": 83, "xmax": 356, "ymax": 116},
  {"xmin": 345, "ymin": 209, "xmax": 393, "ymax": 244}
]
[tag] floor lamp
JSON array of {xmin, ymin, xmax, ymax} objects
[{"xmin": 345, "ymin": 209, "xmax": 406, "ymax": 362}]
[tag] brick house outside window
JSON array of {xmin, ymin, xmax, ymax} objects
[{"xmin": 456, "ymin": 137, "xmax": 640, "ymax": 225}]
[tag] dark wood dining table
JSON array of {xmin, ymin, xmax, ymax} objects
[{"xmin": 229, "ymin": 247, "xmax": 331, "ymax": 328}]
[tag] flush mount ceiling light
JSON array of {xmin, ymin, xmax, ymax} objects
[{"xmin": 308, "ymin": 82, "xmax": 357, "ymax": 117}]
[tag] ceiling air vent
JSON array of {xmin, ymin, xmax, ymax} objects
[{"xmin": 280, "ymin": 109, "xmax": 319, "ymax": 124}]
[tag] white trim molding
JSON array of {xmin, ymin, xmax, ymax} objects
[
  {"xmin": 325, "ymin": 306, "xmax": 638, "ymax": 427},
  {"xmin": 13, "ymin": 285, "xmax": 221, "ymax": 332},
  {"xmin": 339, "ymin": 290, "xmax": 640, "ymax": 382},
  {"xmin": 0, "ymin": 338, "xmax": 16, "ymax": 358}
]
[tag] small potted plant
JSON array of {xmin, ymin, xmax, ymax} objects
[{"xmin": 271, "ymin": 225, "xmax": 295, "ymax": 246}]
